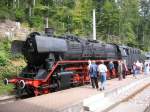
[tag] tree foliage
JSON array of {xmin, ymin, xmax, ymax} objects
[
  {"xmin": 0, "ymin": 40, "xmax": 25, "ymax": 79},
  {"xmin": 0, "ymin": 0, "xmax": 150, "ymax": 50}
]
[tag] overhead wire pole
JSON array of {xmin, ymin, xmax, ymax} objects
[
  {"xmin": 45, "ymin": 17, "xmax": 49, "ymax": 28},
  {"xmin": 93, "ymin": 9, "xmax": 96, "ymax": 40},
  {"xmin": 45, "ymin": 0, "xmax": 49, "ymax": 28}
]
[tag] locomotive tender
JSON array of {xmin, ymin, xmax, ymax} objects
[{"xmin": 4, "ymin": 30, "xmax": 144, "ymax": 96}]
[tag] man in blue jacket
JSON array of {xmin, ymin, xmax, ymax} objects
[{"xmin": 89, "ymin": 60, "xmax": 99, "ymax": 89}]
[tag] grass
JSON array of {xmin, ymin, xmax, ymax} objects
[{"xmin": 0, "ymin": 80, "xmax": 14, "ymax": 95}]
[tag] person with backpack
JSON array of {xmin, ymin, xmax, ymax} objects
[{"xmin": 89, "ymin": 60, "xmax": 99, "ymax": 89}]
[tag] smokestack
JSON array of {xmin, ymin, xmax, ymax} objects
[{"xmin": 45, "ymin": 28, "xmax": 54, "ymax": 37}]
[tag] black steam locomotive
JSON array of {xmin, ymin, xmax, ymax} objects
[
  {"xmin": 6, "ymin": 29, "xmax": 145, "ymax": 96},
  {"xmin": 14, "ymin": 31, "xmax": 143, "ymax": 69}
]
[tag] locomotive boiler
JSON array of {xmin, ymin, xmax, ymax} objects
[
  {"xmin": 4, "ymin": 29, "xmax": 144, "ymax": 96},
  {"xmin": 19, "ymin": 31, "xmax": 121, "ymax": 65}
]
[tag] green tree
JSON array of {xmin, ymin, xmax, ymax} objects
[{"xmin": 96, "ymin": 0, "xmax": 119, "ymax": 41}]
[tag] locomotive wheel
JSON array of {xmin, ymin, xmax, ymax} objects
[
  {"xmin": 15, "ymin": 88, "xmax": 24, "ymax": 98},
  {"xmin": 55, "ymin": 80, "xmax": 61, "ymax": 91},
  {"xmin": 51, "ymin": 79, "xmax": 61, "ymax": 92},
  {"xmin": 25, "ymin": 87, "xmax": 35, "ymax": 96},
  {"xmin": 71, "ymin": 82, "xmax": 80, "ymax": 87},
  {"xmin": 15, "ymin": 80, "xmax": 26, "ymax": 97}
]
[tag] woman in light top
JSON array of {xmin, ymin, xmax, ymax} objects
[{"xmin": 98, "ymin": 61, "xmax": 107, "ymax": 91}]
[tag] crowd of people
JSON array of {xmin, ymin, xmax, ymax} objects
[
  {"xmin": 132, "ymin": 60, "xmax": 150, "ymax": 77},
  {"xmin": 88, "ymin": 60, "xmax": 107, "ymax": 91},
  {"xmin": 88, "ymin": 60, "xmax": 150, "ymax": 91}
]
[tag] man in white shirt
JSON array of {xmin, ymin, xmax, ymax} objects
[{"xmin": 98, "ymin": 60, "xmax": 107, "ymax": 91}]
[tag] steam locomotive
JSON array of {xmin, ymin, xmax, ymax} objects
[{"xmin": 3, "ymin": 28, "xmax": 145, "ymax": 96}]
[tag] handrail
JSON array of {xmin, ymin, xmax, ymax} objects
[{"xmin": 43, "ymin": 61, "xmax": 60, "ymax": 82}]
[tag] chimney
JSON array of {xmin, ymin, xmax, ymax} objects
[{"xmin": 45, "ymin": 28, "xmax": 54, "ymax": 37}]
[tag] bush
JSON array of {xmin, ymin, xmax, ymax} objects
[
  {"xmin": 0, "ymin": 7, "xmax": 15, "ymax": 20},
  {"xmin": 0, "ymin": 40, "xmax": 10, "ymax": 66},
  {"xmin": 0, "ymin": 63, "xmax": 24, "ymax": 79},
  {"xmin": 15, "ymin": 9, "xmax": 25, "ymax": 22},
  {"xmin": 0, "ymin": 51, "xmax": 8, "ymax": 66},
  {"xmin": 0, "ymin": 39, "xmax": 25, "ymax": 95},
  {"xmin": 0, "ymin": 40, "xmax": 25, "ymax": 78},
  {"xmin": 0, "ymin": 80, "xmax": 14, "ymax": 95},
  {"xmin": 28, "ymin": 16, "xmax": 44, "ymax": 29}
]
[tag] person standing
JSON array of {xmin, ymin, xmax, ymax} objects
[
  {"xmin": 144, "ymin": 64, "xmax": 149, "ymax": 75},
  {"xmin": 132, "ymin": 62, "xmax": 137, "ymax": 78},
  {"xmin": 140, "ymin": 62, "xmax": 144, "ymax": 74},
  {"xmin": 88, "ymin": 60, "xmax": 91, "ymax": 70},
  {"xmin": 98, "ymin": 61, "xmax": 107, "ymax": 91},
  {"xmin": 108, "ymin": 61, "xmax": 114, "ymax": 78},
  {"xmin": 136, "ymin": 60, "xmax": 141, "ymax": 74},
  {"xmin": 118, "ymin": 61, "xmax": 123, "ymax": 80},
  {"xmin": 89, "ymin": 60, "xmax": 99, "ymax": 89},
  {"xmin": 122, "ymin": 60, "xmax": 128, "ymax": 79}
]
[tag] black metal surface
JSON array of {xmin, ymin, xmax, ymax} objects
[
  {"xmin": 35, "ymin": 35, "xmax": 68, "ymax": 53},
  {"xmin": 58, "ymin": 72, "xmax": 74, "ymax": 89},
  {"xmin": 11, "ymin": 32, "xmax": 145, "ymax": 69},
  {"xmin": 11, "ymin": 40, "xmax": 25, "ymax": 54}
]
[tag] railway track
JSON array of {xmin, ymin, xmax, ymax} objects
[
  {"xmin": 0, "ymin": 96, "xmax": 16, "ymax": 104},
  {"xmin": 144, "ymin": 104, "xmax": 150, "ymax": 112},
  {"xmin": 104, "ymin": 83, "xmax": 150, "ymax": 112},
  {"xmin": 0, "ymin": 94, "xmax": 33, "ymax": 105}
]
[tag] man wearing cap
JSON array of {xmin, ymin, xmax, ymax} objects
[{"xmin": 98, "ymin": 61, "xmax": 108, "ymax": 91}]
